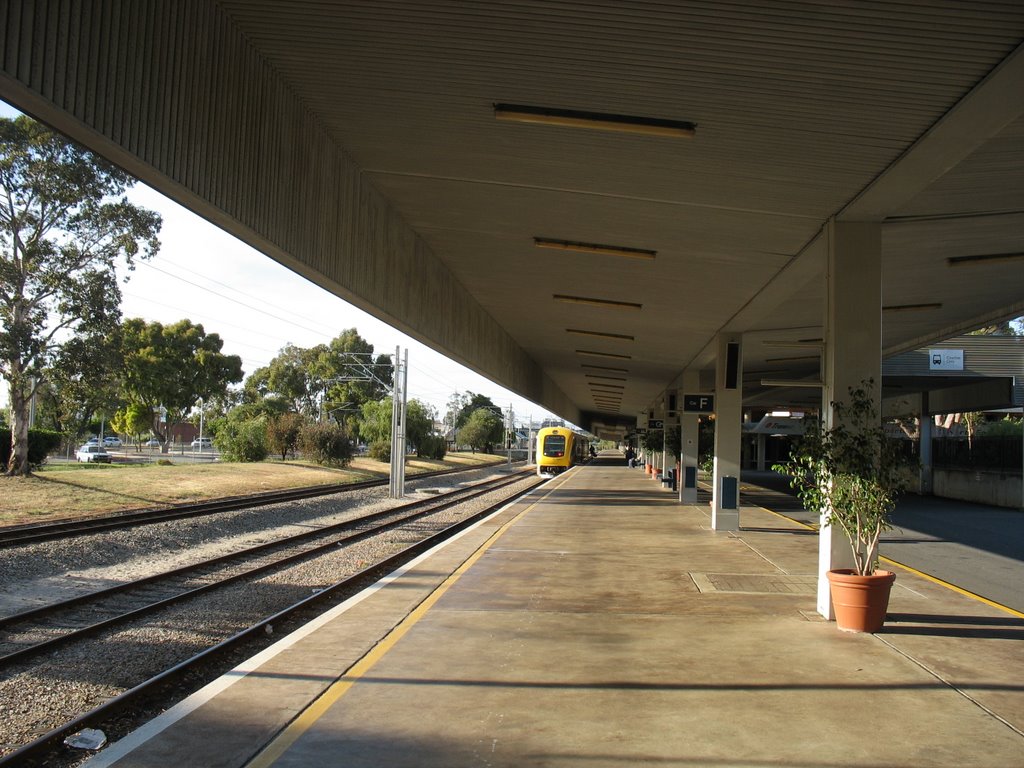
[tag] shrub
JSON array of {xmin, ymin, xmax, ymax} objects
[
  {"xmin": 417, "ymin": 434, "xmax": 447, "ymax": 460},
  {"xmin": 368, "ymin": 440, "xmax": 391, "ymax": 462},
  {"xmin": 0, "ymin": 428, "xmax": 62, "ymax": 469},
  {"xmin": 299, "ymin": 421, "xmax": 353, "ymax": 467},
  {"xmin": 267, "ymin": 412, "xmax": 306, "ymax": 460},
  {"xmin": 218, "ymin": 416, "xmax": 270, "ymax": 462}
]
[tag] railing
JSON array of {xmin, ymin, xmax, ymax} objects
[{"xmin": 931, "ymin": 436, "xmax": 1023, "ymax": 472}]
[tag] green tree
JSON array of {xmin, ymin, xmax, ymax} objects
[
  {"xmin": 298, "ymin": 420, "xmax": 352, "ymax": 467},
  {"xmin": 111, "ymin": 401, "xmax": 154, "ymax": 449},
  {"xmin": 245, "ymin": 331, "xmax": 394, "ymax": 429},
  {"xmin": 245, "ymin": 343, "xmax": 321, "ymax": 416},
  {"xmin": 0, "ymin": 116, "xmax": 161, "ymax": 475},
  {"xmin": 317, "ymin": 330, "xmax": 393, "ymax": 432},
  {"xmin": 217, "ymin": 414, "xmax": 269, "ymax": 462},
  {"xmin": 405, "ymin": 399, "xmax": 437, "ymax": 453},
  {"xmin": 458, "ymin": 407, "xmax": 503, "ymax": 453},
  {"xmin": 38, "ymin": 328, "xmax": 124, "ymax": 448},
  {"xmin": 455, "ymin": 393, "xmax": 501, "ymax": 429},
  {"xmin": 121, "ymin": 318, "xmax": 243, "ymax": 451},
  {"xmin": 358, "ymin": 398, "xmax": 393, "ymax": 446},
  {"xmin": 266, "ymin": 411, "xmax": 306, "ymax": 461}
]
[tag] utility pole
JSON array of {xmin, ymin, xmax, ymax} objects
[
  {"xmin": 389, "ymin": 347, "xmax": 408, "ymax": 499},
  {"xmin": 528, "ymin": 414, "xmax": 534, "ymax": 466},
  {"xmin": 506, "ymin": 404, "xmax": 515, "ymax": 466}
]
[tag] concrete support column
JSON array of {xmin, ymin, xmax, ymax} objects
[
  {"xmin": 712, "ymin": 334, "xmax": 742, "ymax": 531},
  {"xmin": 756, "ymin": 433, "xmax": 766, "ymax": 472},
  {"xmin": 818, "ymin": 219, "xmax": 882, "ymax": 618},
  {"xmin": 919, "ymin": 393, "xmax": 933, "ymax": 495},
  {"xmin": 680, "ymin": 371, "xmax": 700, "ymax": 503}
]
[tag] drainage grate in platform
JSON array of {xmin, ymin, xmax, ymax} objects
[{"xmin": 690, "ymin": 573, "xmax": 817, "ymax": 595}]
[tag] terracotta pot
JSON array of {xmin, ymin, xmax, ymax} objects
[{"xmin": 826, "ymin": 569, "xmax": 896, "ymax": 633}]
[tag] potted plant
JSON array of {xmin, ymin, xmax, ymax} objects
[{"xmin": 774, "ymin": 379, "xmax": 905, "ymax": 632}]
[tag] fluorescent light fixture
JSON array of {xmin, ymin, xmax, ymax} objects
[
  {"xmin": 761, "ymin": 340, "xmax": 824, "ymax": 349},
  {"xmin": 536, "ymin": 238, "xmax": 656, "ymax": 260},
  {"xmin": 760, "ymin": 379, "xmax": 824, "ymax": 388},
  {"xmin": 947, "ymin": 252, "xmax": 1024, "ymax": 267},
  {"xmin": 765, "ymin": 355, "xmax": 821, "ymax": 363},
  {"xmin": 555, "ymin": 294, "xmax": 642, "ymax": 310},
  {"xmin": 585, "ymin": 374, "xmax": 627, "ymax": 382},
  {"xmin": 576, "ymin": 349, "xmax": 632, "ymax": 360},
  {"xmin": 582, "ymin": 364, "xmax": 630, "ymax": 373},
  {"xmin": 495, "ymin": 103, "xmax": 696, "ymax": 138},
  {"xmin": 567, "ymin": 328, "xmax": 635, "ymax": 341},
  {"xmin": 882, "ymin": 303, "xmax": 943, "ymax": 313}
]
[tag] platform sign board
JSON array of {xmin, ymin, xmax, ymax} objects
[
  {"xmin": 929, "ymin": 349, "xmax": 964, "ymax": 371},
  {"xmin": 648, "ymin": 419, "xmax": 664, "ymax": 429},
  {"xmin": 683, "ymin": 394, "xmax": 715, "ymax": 413}
]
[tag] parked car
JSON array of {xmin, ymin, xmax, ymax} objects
[
  {"xmin": 85, "ymin": 437, "xmax": 99, "ymax": 445},
  {"xmin": 191, "ymin": 437, "xmax": 213, "ymax": 450},
  {"xmin": 76, "ymin": 444, "xmax": 112, "ymax": 463},
  {"xmin": 144, "ymin": 437, "xmax": 162, "ymax": 447},
  {"xmin": 103, "ymin": 436, "xmax": 122, "ymax": 447}
]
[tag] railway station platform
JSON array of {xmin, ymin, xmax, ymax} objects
[{"xmin": 87, "ymin": 457, "xmax": 1024, "ymax": 767}]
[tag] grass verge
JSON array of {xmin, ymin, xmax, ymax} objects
[{"xmin": 0, "ymin": 452, "xmax": 506, "ymax": 527}]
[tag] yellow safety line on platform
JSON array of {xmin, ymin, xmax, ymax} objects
[
  {"xmin": 752, "ymin": 500, "xmax": 1024, "ymax": 619},
  {"xmin": 877, "ymin": 555, "xmax": 1024, "ymax": 619},
  {"xmin": 246, "ymin": 471, "xmax": 572, "ymax": 767}
]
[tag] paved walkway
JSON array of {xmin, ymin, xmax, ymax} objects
[{"xmin": 88, "ymin": 459, "xmax": 1024, "ymax": 767}]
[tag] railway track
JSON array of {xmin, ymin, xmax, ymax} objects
[
  {"xmin": 0, "ymin": 469, "xmax": 543, "ymax": 767},
  {"xmin": 0, "ymin": 472, "xmax": 531, "ymax": 666},
  {"xmin": 0, "ymin": 464, "xmax": 487, "ymax": 547}
]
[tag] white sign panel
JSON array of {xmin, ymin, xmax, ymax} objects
[
  {"xmin": 750, "ymin": 416, "xmax": 805, "ymax": 435},
  {"xmin": 929, "ymin": 349, "xmax": 964, "ymax": 371}
]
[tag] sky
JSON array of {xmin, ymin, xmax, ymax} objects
[{"xmin": 0, "ymin": 100, "xmax": 561, "ymax": 427}]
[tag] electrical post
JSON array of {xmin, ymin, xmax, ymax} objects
[
  {"xmin": 389, "ymin": 347, "xmax": 408, "ymax": 499},
  {"xmin": 507, "ymin": 404, "xmax": 514, "ymax": 466},
  {"xmin": 528, "ymin": 414, "xmax": 534, "ymax": 466}
]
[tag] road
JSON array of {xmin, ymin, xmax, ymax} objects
[{"xmin": 740, "ymin": 471, "xmax": 1024, "ymax": 614}]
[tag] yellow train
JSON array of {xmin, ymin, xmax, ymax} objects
[{"xmin": 536, "ymin": 426, "xmax": 588, "ymax": 476}]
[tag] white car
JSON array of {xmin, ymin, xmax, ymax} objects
[
  {"xmin": 76, "ymin": 445, "xmax": 112, "ymax": 463},
  {"xmin": 191, "ymin": 437, "xmax": 213, "ymax": 450},
  {"xmin": 103, "ymin": 436, "xmax": 122, "ymax": 447}
]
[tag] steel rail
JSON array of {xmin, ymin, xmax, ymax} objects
[
  {"xmin": 0, "ymin": 476, "xmax": 541, "ymax": 768},
  {"xmin": 0, "ymin": 472, "xmax": 533, "ymax": 665}
]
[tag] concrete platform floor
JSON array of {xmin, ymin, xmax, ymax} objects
[{"xmin": 88, "ymin": 460, "xmax": 1024, "ymax": 768}]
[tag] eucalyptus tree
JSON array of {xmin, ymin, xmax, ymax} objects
[
  {"xmin": 0, "ymin": 115, "xmax": 161, "ymax": 474},
  {"xmin": 120, "ymin": 318, "xmax": 243, "ymax": 450}
]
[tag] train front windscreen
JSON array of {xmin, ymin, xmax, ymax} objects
[{"xmin": 543, "ymin": 434, "xmax": 566, "ymax": 457}]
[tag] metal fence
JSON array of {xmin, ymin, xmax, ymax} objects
[{"xmin": 931, "ymin": 436, "xmax": 1023, "ymax": 472}]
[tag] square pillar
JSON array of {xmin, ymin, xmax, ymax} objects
[
  {"xmin": 712, "ymin": 334, "xmax": 742, "ymax": 531},
  {"xmin": 680, "ymin": 371, "xmax": 700, "ymax": 503},
  {"xmin": 818, "ymin": 219, "xmax": 882, "ymax": 618}
]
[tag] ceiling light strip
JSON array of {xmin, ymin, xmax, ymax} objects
[
  {"xmin": 576, "ymin": 349, "xmax": 633, "ymax": 360},
  {"xmin": 882, "ymin": 303, "xmax": 943, "ymax": 313},
  {"xmin": 582, "ymin": 364, "xmax": 630, "ymax": 373},
  {"xmin": 554, "ymin": 294, "xmax": 643, "ymax": 310},
  {"xmin": 947, "ymin": 252, "xmax": 1024, "ymax": 267},
  {"xmin": 536, "ymin": 238, "xmax": 656, "ymax": 260},
  {"xmin": 566, "ymin": 328, "xmax": 636, "ymax": 341},
  {"xmin": 585, "ymin": 374, "xmax": 627, "ymax": 382},
  {"xmin": 495, "ymin": 103, "xmax": 696, "ymax": 138}
]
